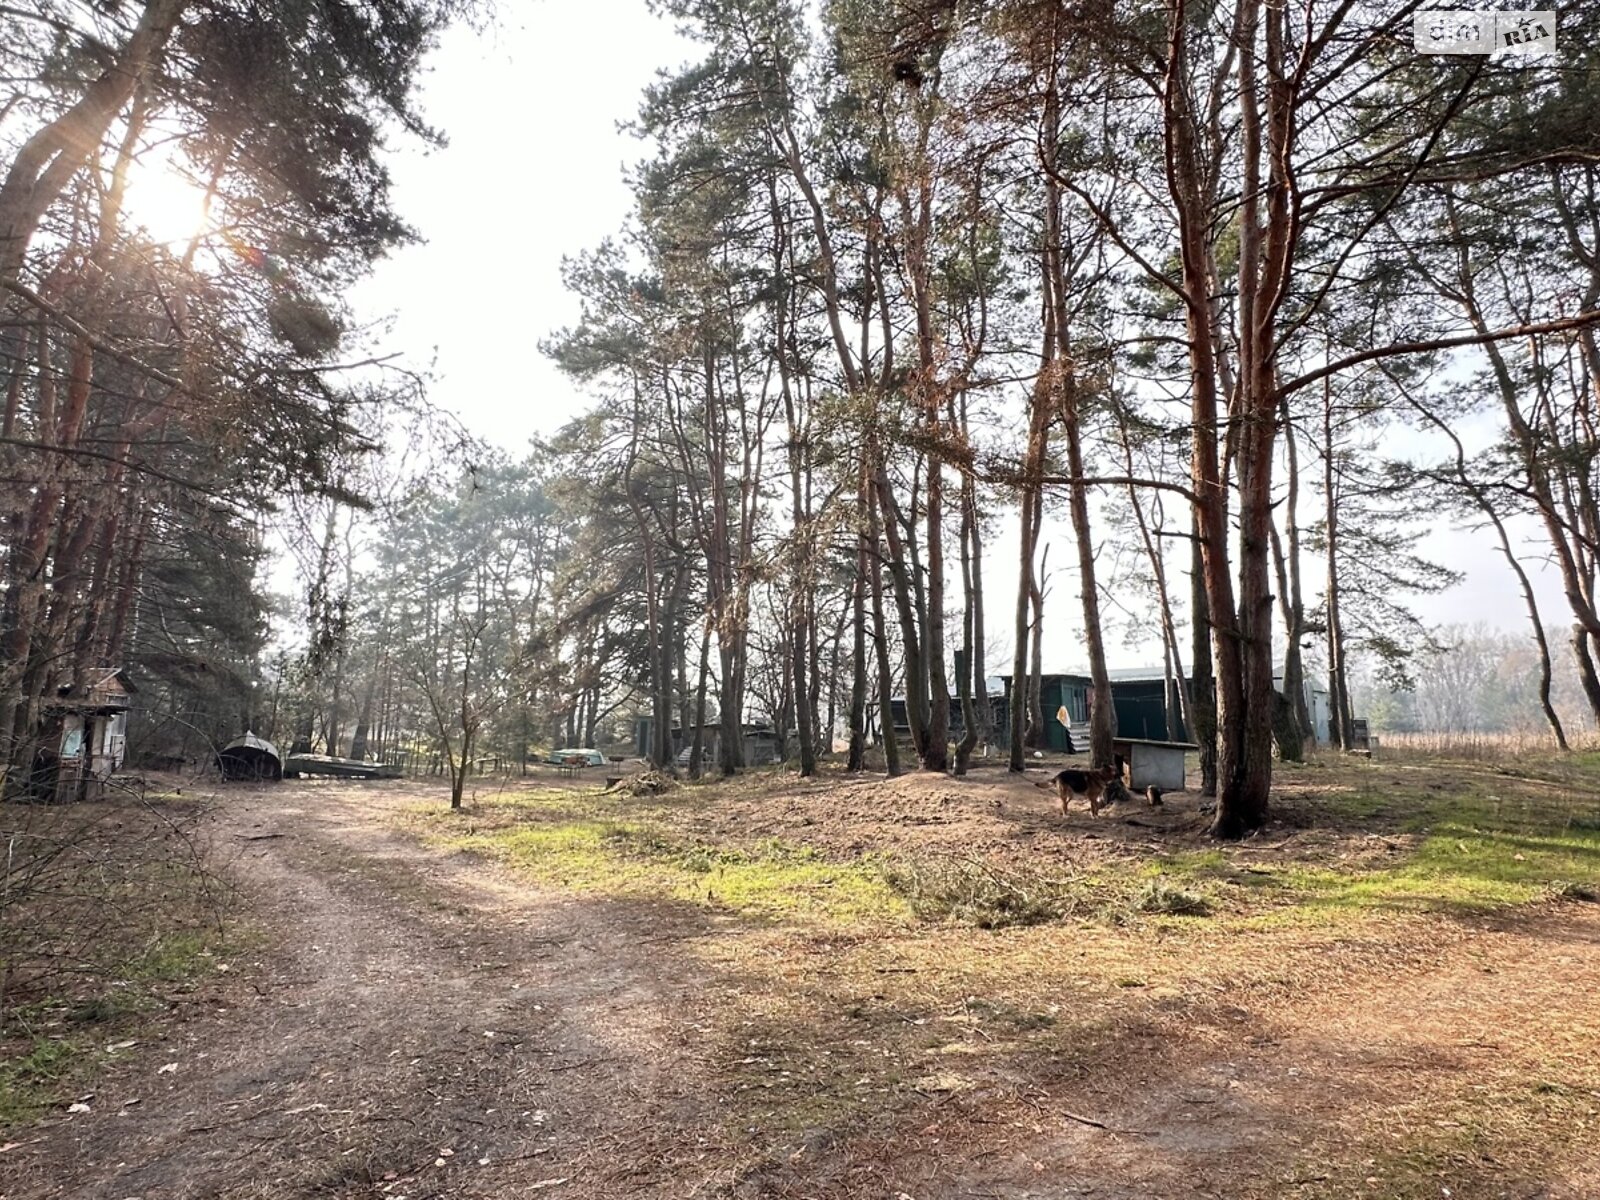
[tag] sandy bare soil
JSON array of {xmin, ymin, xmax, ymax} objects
[{"xmin": 2, "ymin": 772, "xmax": 1598, "ymax": 1199}]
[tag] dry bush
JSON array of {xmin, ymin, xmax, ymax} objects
[
  {"xmin": 1133, "ymin": 877, "xmax": 1211, "ymax": 917},
  {"xmin": 1558, "ymin": 880, "xmax": 1600, "ymax": 903},
  {"xmin": 0, "ymin": 780, "xmax": 230, "ymax": 1032},
  {"xmin": 613, "ymin": 769, "xmax": 676, "ymax": 797},
  {"xmin": 883, "ymin": 855, "xmax": 1083, "ymax": 929}
]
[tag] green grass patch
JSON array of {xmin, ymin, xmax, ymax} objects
[
  {"xmin": 1175, "ymin": 828, "xmax": 1599, "ymax": 915},
  {"xmin": 417, "ymin": 763, "xmax": 1600, "ymax": 928},
  {"xmin": 0, "ymin": 1035, "xmax": 81, "ymax": 1124},
  {"xmin": 0, "ymin": 928, "xmax": 232, "ymax": 1128},
  {"xmin": 1138, "ymin": 849, "xmax": 1227, "ymax": 881},
  {"xmin": 1298, "ymin": 774, "xmax": 1600, "ymax": 912},
  {"xmin": 130, "ymin": 929, "xmax": 216, "ymax": 982},
  {"xmin": 1, "ymin": 927, "xmax": 239, "ymax": 1129},
  {"xmin": 1564, "ymin": 748, "xmax": 1600, "ymax": 774},
  {"xmin": 1301, "ymin": 786, "xmax": 1395, "ymax": 823},
  {"xmin": 1235, "ymin": 860, "xmax": 1549, "ymax": 912},
  {"xmin": 438, "ymin": 815, "xmax": 908, "ymax": 926},
  {"xmin": 1161, "ymin": 762, "xmax": 1600, "ymax": 918}
]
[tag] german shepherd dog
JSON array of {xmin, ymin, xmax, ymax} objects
[{"xmin": 1035, "ymin": 764, "xmax": 1122, "ymax": 817}]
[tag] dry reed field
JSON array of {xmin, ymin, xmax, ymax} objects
[{"xmin": 1376, "ymin": 730, "xmax": 1587, "ymax": 759}]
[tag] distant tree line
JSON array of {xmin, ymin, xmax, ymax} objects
[{"xmin": 1352, "ymin": 625, "xmax": 1597, "ymax": 738}]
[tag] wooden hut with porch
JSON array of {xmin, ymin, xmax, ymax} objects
[{"xmin": 32, "ymin": 669, "xmax": 136, "ymax": 802}]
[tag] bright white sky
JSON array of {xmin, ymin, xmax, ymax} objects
[
  {"xmin": 340, "ymin": 7, "xmax": 1567, "ymax": 675},
  {"xmin": 347, "ymin": 6, "xmax": 690, "ymax": 449}
]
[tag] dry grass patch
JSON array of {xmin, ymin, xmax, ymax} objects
[
  {"xmin": 382, "ymin": 757, "xmax": 1600, "ymax": 1197},
  {"xmin": 0, "ymin": 790, "xmax": 240, "ymax": 1126},
  {"xmin": 684, "ymin": 901, "xmax": 1600, "ymax": 1197},
  {"xmin": 1282, "ymin": 908, "xmax": 1600, "ymax": 1198}
]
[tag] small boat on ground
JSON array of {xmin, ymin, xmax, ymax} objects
[
  {"xmin": 282, "ymin": 754, "xmax": 403, "ymax": 780},
  {"xmin": 218, "ymin": 732, "xmax": 283, "ymax": 782}
]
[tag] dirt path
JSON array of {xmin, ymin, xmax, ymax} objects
[
  {"xmin": 3, "ymin": 783, "xmax": 733, "ymax": 1200},
  {"xmin": 3, "ymin": 780, "xmax": 1598, "ymax": 1200}
]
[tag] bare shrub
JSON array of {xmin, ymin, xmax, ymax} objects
[
  {"xmin": 0, "ymin": 780, "xmax": 230, "ymax": 1033},
  {"xmin": 615, "ymin": 769, "xmax": 676, "ymax": 797}
]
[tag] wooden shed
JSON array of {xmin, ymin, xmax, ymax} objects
[
  {"xmin": 35, "ymin": 669, "xmax": 136, "ymax": 801},
  {"xmin": 633, "ymin": 717, "xmax": 783, "ymax": 768}
]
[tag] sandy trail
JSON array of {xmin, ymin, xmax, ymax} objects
[{"xmin": 3, "ymin": 782, "xmax": 728, "ymax": 1200}]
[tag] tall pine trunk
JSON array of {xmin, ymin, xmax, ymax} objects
[
  {"xmin": 875, "ymin": 466, "xmax": 928, "ymax": 760},
  {"xmin": 954, "ymin": 457, "xmax": 980, "ymax": 775},
  {"xmin": 846, "ymin": 460, "xmax": 869, "ymax": 772},
  {"xmin": 867, "ymin": 460, "xmax": 902, "ymax": 777},
  {"xmin": 1026, "ymin": 540, "xmax": 1048, "ymax": 750},
  {"xmin": 1010, "ymin": 363, "xmax": 1052, "ymax": 772},
  {"xmin": 688, "ymin": 620, "xmax": 711, "ymax": 778},
  {"xmin": 1322, "ymin": 388, "xmax": 1354, "ymax": 750},
  {"xmin": 1041, "ymin": 84, "xmax": 1118, "ymax": 780}
]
